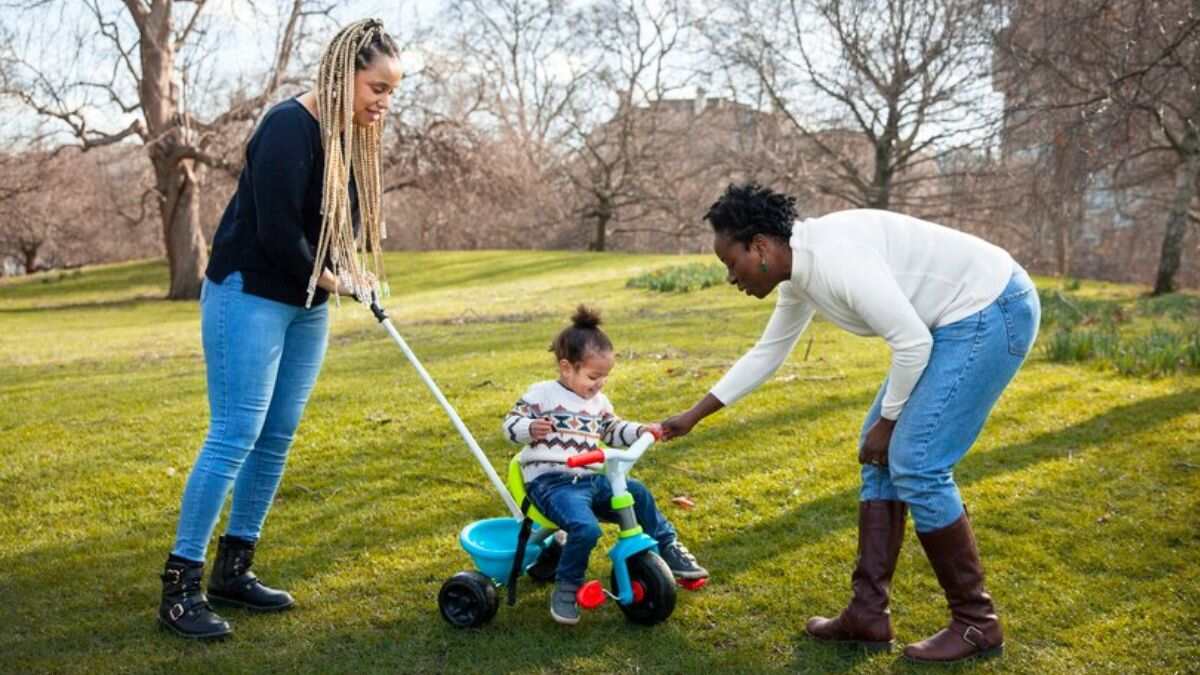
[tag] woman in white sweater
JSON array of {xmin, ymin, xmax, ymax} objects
[{"xmin": 662, "ymin": 183, "xmax": 1040, "ymax": 663}]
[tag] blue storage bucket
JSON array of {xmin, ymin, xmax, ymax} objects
[{"xmin": 460, "ymin": 517, "xmax": 544, "ymax": 582}]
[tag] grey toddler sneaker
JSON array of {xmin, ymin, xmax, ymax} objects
[
  {"xmin": 661, "ymin": 540, "xmax": 709, "ymax": 580},
  {"xmin": 550, "ymin": 581, "xmax": 581, "ymax": 625}
]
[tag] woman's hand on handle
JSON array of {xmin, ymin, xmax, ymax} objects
[
  {"xmin": 659, "ymin": 393, "xmax": 724, "ymax": 441},
  {"xmin": 317, "ymin": 269, "xmax": 355, "ymax": 297},
  {"xmin": 660, "ymin": 414, "xmax": 696, "ymax": 441}
]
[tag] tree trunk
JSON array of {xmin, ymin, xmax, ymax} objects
[
  {"xmin": 21, "ymin": 242, "xmax": 40, "ymax": 273},
  {"xmin": 591, "ymin": 214, "xmax": 608, "ymax": 251},
  {"xmin": 1054, "ymin": 212, "xmax": 1071, "ymax": 280},
  {"xmin": 140, "ymin": 1, "xmax": 206, "ymax": 300},
  {"xmin": 869, "ymin": 142, "xmax": 894, "ymax": 209},
  {"xmin": 1152, "ymin": 142, "xmax": 1200, "ymax": 296},
  {"xmin": 1051, "ymin": 128, "xmax": 1086, "ymax": 281},
  {"xmin": 156, "ymin": 156, "xmax": 208, "ymax": 299},
  {"xmin": 590, "ymin": 198, "xmax": 612, "ymax": 251}
]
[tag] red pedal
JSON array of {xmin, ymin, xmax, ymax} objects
[
  {"xmin": 678, "ymin": 577, "xmax": 708, "ymax": 591},
  {"xmin": 576, "ymin": 580, "xmax": 607, "ymax": 609}
]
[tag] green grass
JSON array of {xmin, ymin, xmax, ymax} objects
[{"xmin": 1, "ymin": 254, "xmax": 1198, "ymax": 674}]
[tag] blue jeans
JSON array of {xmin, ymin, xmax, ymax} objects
[
  {"xmin": 859, "ymin": 266, "xmax": 1040, "ymax": 532},
  {"xmin": 172, "ymin": 272, "xmax": 329, "ymax": 562},
  {"xmin": 526, "ymin": 473, "xmax": 678, "ymax": 586}
]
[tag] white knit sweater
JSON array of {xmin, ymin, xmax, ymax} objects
[
  {"xmin": 711, "ymin": 209, "xmax": 1015, "ymax": 420},
  {"xmin": 503, "ymin": 380, "xmax": 646, "ymax": 482}
]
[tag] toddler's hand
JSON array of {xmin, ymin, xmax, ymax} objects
[{"xmin": 530, "ymin": 417, "xmax": 554, "ymax": 441}]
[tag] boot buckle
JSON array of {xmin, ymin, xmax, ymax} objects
[
  {"xmin": 169, "ymin": 602, "xmax": 186, "ymax": 621},
  {"xmin": 962, "ymin": 624, "xmax": 983, "ymax": 647},
  {"xmin": 164, "ymin": 568, "xmax": 182, "ymax": 584}
]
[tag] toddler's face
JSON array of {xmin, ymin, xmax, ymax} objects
[{"xmin": 559, "ymin": 350, "xmax": 614, "ymax": 399}]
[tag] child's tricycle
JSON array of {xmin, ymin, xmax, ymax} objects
[
  {"xmin": 362, "ymin": 299, "xmax": 698, "ymax": 629},
  {"xmin": 438, "ymin": 431, "xmax": 686, "ymax": 628}
]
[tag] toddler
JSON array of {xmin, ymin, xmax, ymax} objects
[{"xmin": 502, "ymin": 305, "xmax": 707, "ymax": 625}]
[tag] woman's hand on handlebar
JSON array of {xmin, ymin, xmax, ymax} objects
[
  {"xmin": 659, "ymin": 413, "xmax": 696, "ymax": 441},
  {"xmin": 659, "ymin": 393, "xmax": 724, "ymax": 441}
]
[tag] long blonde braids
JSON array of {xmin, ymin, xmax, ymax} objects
[{"xmin": 306, "ymin": 18, "xmax": 395, "ymax": 308}]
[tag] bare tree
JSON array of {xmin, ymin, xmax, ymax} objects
[
  {"xmin": 0, "ymin": 0, "xmax": 331, "ymax": 298},
  {"xmin": 996, "ymin": 0, "xmax": 1200, "ymax": 294},
  {"xmin": 374, "ymin": 27, "xmax": 557, "ymax": 250},
  {"xmin": 412, "ymin": 0, "xmax": 591, "ymax": 245},
  {"xmin": 445, "ymin": 0, "xmax": 589, "ymax": 166},
  {"xmin": 1107, "ymin": 1, "xmax": 1200, "ymax": 295},
  {"xmin": 0, "ymin": 147, "xmax": 118, "ymax": 272},
  {"xmin": 707, "ymin": 0, "xmax": 1002, "ymax": 212},
  {"xmin": 564, "ymin": 0, "xmax": 701, "ymax": 251},
  {"xmin": 0, "ymin": 150, "xmax": 56, "ymax": 272}
]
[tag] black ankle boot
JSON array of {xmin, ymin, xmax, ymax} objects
[
  {"xmin": 159, "ymin": 558, "xmax": 232, "ymax": 640},
  {"xmin": 207, "ymin": 535, "xmax": 295, "ymax": 612}
]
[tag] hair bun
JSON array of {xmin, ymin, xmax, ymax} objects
[{"xmin": 571, "ymin": 304, "xmax": 602, "ymax": 330}]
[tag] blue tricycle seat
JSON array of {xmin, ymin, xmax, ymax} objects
[{"xmin": 460, "ymin": 518, "xmax": 545, "ymax": 582}]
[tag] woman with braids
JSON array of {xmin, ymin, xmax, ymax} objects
[
  {"xmin": 157, "ymin": 19, "xmax": 402, "ymax": 640},
  {"xmin": 661, "ymin": 183, "xmax": 1039, "ymax": 663}
]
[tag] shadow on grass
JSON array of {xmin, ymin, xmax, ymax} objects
[
  {"xmin": 0, "ymin": 261, "xmax": 166, "ymax": 302},
  {"xmin": 4, "ymin": 387, "xmax": 1195, "ymax": 673},
  {"xmin": 698, "ymin": 388, "xmax": 1200, "ymax": 579},
  {"xmin": 0, "ymin": 294, "xmax": 171, "ymax": 315},
  {"xmin": 0, "ymin": 489, "xmax": 755, "ymax": 674},
  {"xmin": 695, "ymin": 387, "xmax": 1200, "ymax": 673},
  {"xmin": 389, "ymin": 253, "xmax": 622, "ymax": 297}
]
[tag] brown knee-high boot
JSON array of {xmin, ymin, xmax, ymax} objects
[
  {"xmin": 806, "ymin": 500, "xmax": 907, "ymax": 650},
  {"xmin": 903, "ymin": 511, "xmax": 1004, "ymax": 663}
]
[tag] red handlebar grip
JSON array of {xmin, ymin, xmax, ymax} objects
[{"xmin": 566, "ymin": 450, "xmax": 606, "ymax": 467}]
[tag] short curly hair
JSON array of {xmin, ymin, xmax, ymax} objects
[{"xmin": 703, "ymin": 183, "xmax": 798, "ymax": 244}]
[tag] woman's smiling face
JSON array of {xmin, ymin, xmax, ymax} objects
[
  {"xmin": 714, "ymin": 232, "xmax": 772, "ymax": 299},
  {"xmin": 353, "ymin": 55, "xmax": 403, "ymax": 127}
]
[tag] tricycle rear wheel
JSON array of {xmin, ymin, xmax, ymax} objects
[{"xmin": 438, "ymin": 571, "xmax": 499, "ymax": 628}]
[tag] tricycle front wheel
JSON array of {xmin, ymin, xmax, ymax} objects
[{"xmin": 613, "ymin": 551, "xmax": 676, "ymax": 625}]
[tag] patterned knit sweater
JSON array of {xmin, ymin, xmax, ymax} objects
[{"xmin": 503, "ymin": 380, "xmax": 646, "ymax": 482}]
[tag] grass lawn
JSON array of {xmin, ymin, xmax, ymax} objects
[{"xmin": 1, "ymin": 252, "xmax": 1197, "ymax": 674}]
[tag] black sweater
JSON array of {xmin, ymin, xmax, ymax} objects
[{"xmin": 206, "ymin": 98, "xmax": 358, "ymax": 307}]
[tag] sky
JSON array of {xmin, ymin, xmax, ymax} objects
[
  {"xmin": 0, "ymin": 0, "xmax": 444, "ymax": 144},
  {"xmin": 1, "ymin": 0, "xmax": 1002, "ymax": 151}
]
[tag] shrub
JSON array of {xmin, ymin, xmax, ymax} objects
[
  {"xmin": 1113, "ymin": 329, "xmax": 1196, "ymax": 378},
  {"xmin": 1043, "ymin": 328, "xmax": 1119, "ymax": 363},
  {"xmin": 626, "ymin": 263, "xmax": 726, "ymax": 293},
  {"xmin": 1038, "ymin": 289, "xmax": 1128, "ymax": 330},
  {"xmin": 1046, "ymin": 326, "xmax": 1200, "ymax": 377},
  {"xmin": 1137, "ymin": 293, "xmax": 1200, "ymax": 322}
]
